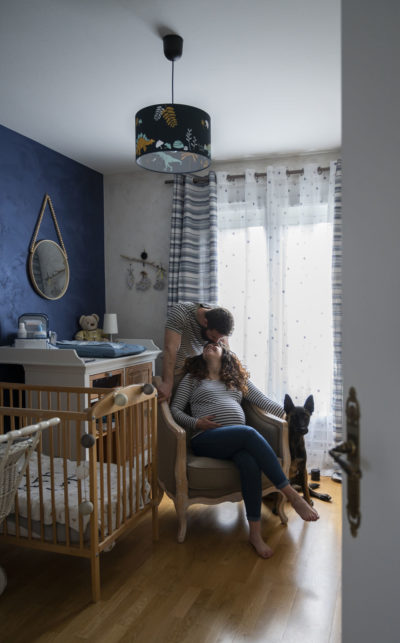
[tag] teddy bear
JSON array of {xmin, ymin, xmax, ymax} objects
[{"xmin": 75, "ymin": 314, "xmax": 104, "ymax": 341}]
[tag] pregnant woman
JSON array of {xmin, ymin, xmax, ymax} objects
[{"xmin": 170, "ymin": 342, "xmax": 319, "ymax": 558}]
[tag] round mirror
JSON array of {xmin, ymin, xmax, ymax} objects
[{"xmin": 29, "ymin": 240, "xmax": 70, "ymax": 300}]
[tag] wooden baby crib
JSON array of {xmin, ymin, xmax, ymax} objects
[{"xmin": 0, "ymin": 381, "xmax": 158, "ymax": 602}]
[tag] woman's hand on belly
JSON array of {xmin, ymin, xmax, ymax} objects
[{"xmin": 195, "ymin": 415, "xmax": 221, "ymax": 431}]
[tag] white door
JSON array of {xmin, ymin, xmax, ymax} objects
[{"xmin": 342, "ymin": 2, "xmax": 400, "ymax": 641}]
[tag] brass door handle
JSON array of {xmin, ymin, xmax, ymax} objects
[
  {"xmin": 329, "ymin": 387, "xmax": 362, "ymax": 537},
  {"xmin": 329, "ymin": 440, "xmax": 361, "ymax": 479}
]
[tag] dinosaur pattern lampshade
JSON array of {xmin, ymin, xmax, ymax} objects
[{"xmin": 135, "ymin": 103, "xmax": 211, "ymax": 174}]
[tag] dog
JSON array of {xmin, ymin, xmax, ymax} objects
[{"xmin": 284, "ymin": 394, "xmax": 332, "ymax": 504}]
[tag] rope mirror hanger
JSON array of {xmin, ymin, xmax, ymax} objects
[{"xmin": 29, "ymin": 194, "xmax": 70, "ymax": 301}]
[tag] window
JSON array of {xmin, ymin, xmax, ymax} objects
[{"xmin": 217, "ymin": 165, "xmax": 337, "ymax": 471}]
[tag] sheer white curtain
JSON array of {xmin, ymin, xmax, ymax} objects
[
  {"xmin": 217, "ymin": 162, "xmax": 337, "ymax": 472},
  {"xmin": 217, "ymin": 170, "xmax": 270, "ymax": 389}
]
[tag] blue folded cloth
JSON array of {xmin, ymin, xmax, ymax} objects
[{"xmin": 56, "ymin": 341, "xmax": 146, "ymax": 358}]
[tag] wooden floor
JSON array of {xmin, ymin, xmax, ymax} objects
[{"xmin": 0, "ymin": 478, "xmax": 341, "ymax": 643}]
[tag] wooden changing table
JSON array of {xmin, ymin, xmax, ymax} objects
[
  {"xmin": 0, "ymin": 339, "xmax": 162, "ymax": 463},
  {"xmin": 0, "ymin": 338, "xmax": 161, "ymax": 390}
]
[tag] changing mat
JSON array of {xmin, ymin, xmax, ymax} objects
[{"xmin": 56, "ymin": 341, "xmax": 146, "ymax": 358}]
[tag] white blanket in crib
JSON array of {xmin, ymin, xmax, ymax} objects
[{"xmin": 11, "ymin": 452, "xmax": 151, "ymax": 534}]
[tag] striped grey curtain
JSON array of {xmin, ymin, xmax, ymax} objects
[
  {"xmin": 167, "ymin": 171, "xmax": 218, "ymax": 311},
  {"xmin": 332, "ymin": 159, "xmax": 343, "ymax": 443}
]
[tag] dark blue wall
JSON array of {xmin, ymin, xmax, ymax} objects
[{"xmin": 0, "ymin": 124, "xmax": 105, "ymax": 346}]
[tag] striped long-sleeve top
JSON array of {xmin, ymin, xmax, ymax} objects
[
  {"xmin": 170, "ymin": 374, "xmax": 285, "ymax": 439},
  {"xmin": 165, "ymin": 302, "xmax": 212, "ymax": 373}
]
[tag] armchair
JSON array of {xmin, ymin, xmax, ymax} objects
[{"xmin": 154, "ymin": 377, "xmax": 291, "ymax": 543}]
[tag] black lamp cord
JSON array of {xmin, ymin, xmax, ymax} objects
[{"xmin": 171, "ymin": 61, "xmax": 175, "ymax": 104}]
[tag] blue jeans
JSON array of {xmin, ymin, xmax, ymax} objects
[{"xmin": 191, "ymin": 425, "xmax": 289, "ymax": 521}]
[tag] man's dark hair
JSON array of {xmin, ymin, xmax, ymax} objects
[{"xmin": 204, "ymin": 307, "xmax": 234, "ymax": 335}]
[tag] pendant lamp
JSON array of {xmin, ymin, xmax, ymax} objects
[{"xmin": 135, "ymin": 34, "xmax": 211, "ymax": 174}]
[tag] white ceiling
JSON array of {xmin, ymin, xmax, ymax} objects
[{"xmin": 0, "ymin": 0, "xmax": 341, "ymax": 175}]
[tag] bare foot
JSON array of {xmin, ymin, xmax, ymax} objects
[
  {"xmin": 249, "ymin": 534, "xmax": 274, "ymax": 559},
  {"xmin": 290, "ymin": 493, "xmax": 319, "ymax": 521}
]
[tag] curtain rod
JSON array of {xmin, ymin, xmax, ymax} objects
[
  {"xmin": 164, "ymin": 166, "xmax": 330, "ymax": 185},
  {"xmin": 164, "ymin": 176, "xmax": 208, "ymax": 185},
  {"xmin": 226, "ymin": 165, "xmax": 330, "ymax": 182}
]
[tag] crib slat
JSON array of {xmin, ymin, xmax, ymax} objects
[
  {"xmin": 115, "ymin": 411, "xmax": 121, "ymax": 530},
  {"xmin": 97, "ymin": 417, "xmax": 105, "ymax": 543},
  {"xmin": 10, "ymin": 387, "xmax": 15, "ymax": 431},
  {"xmin": 37, "ymin": 436, "xmax": 45, "ymax": 541},
  {"xmin": 128, "ymin": 406, "xmax": 134, "ymax": 517},
  {"xmin": 106, "ymin": 414, "xmax": 112, "ymax": 535},
  {"xmin": 25, "ymin": 457, "xmax": 33, "ymax": 540},
  {"xmin": 18, "ymin": 390, "xmax": 23, "ymax": 429},
  {"xmin": 27, "ymin": 389, "xmax": 33, "ymax": 428},
  {"xmin": 135, "ymin": 405, "xmax": 140, "ymax": 513},
  {"xmin": 120, "ymin": 405, "xmax": 127, "ymax": 524},
  {"xmin": 146, "ymin": 400, "xmax": 151, "ymax": 491},
  {"xmin": 75, "ymin": 419, "xmax": 84, "ymax": 549},
  {"xmin": 86, "ymin": 416, "xmax": 101, "ymax": 603},
  {"xmin": 62, "ymin": 419, "xmax": 71, "ymax": 548},
  {"xmin": 48, "ymin": 425, "xmax": 58, "ymax": 544},
  {"xmin": 140, "ymin": 404, "xmax": 145, "ymax": 511}
]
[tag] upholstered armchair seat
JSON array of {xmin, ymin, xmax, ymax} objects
[
  {"xmin": 186, "ymin": 451, "xmax": 284, "ymax": 498},
  {"xmin": 154, "ymin": 377, "xmax": 291, "ymax": 542}
]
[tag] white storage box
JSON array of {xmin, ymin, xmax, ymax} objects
[{"xmin": 14, "ymin": 338, "xmax": 50, "ymax": 349}]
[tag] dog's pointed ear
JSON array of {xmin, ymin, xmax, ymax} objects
[
  {"xmin": 284, "ymin": 394, "xmax": 294, "ymax": 413},
  {"xmin": 304, "ymin": 395, "xmax": 314, "ymax": 414}
]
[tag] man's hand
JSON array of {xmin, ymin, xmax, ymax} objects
[
  {"xmin": 156, "ymin": 379, "xmax": 173, "ymax": 403},
  {"xmin": 195, "ymin": 415, "xmax": 221, "ymax": 431}
]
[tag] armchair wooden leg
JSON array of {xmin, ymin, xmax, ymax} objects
[
  {"xmin": 174, "ymin": 499, "xmax": 188, "ymax": 543},
  {"xmin": 277, "ymin": 493, "xmax": 288, "ymax": 524},
  {"xmin": 177, "ymin": 518, "xmax": 187, "ymax": 543}
]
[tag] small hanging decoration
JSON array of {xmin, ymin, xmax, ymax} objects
[
  {"xmin": 127, "ymin": 263, "xmax": 135, "ymax": 289},
  {"xmin": 136, "ymin": 250, "xmax": 152, "ymax": 291},
  {"xmin": 120, "ymin": 250, "xmax": 167, "ymax": 293},
  {"xmin": 136, "ymin": 270, "xmax": 152, "ymax": 291},
  {"xmin": 153, "ymin": 267, "xmax": 166, "ymax": 291}
]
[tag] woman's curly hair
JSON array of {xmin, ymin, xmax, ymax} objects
[{"xmin": 183, "ymin": 343, "xmax": 250, "ymax": 395}]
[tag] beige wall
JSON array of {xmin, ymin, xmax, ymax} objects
[{"xmin": 104, "ymin": 150, "xmax": 339, "ymax": 374}]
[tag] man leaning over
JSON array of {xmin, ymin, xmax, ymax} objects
[{"xmin": 156, "ymin": 302, "xmax": 234, "ymax": 402}]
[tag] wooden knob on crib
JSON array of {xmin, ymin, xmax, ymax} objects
[
  {"xmin": 142, "ymin": 383, "xmax": 155, "ymax": 396},
  {"xmin": 113, "ymin": 391, "xmax": 128, "ymax": 406},
  {"xmin": 79, "ymin": 500, "xmax": 94, "ymax": 515},
  {"xmin": 81, "ymin": 433, "xmax": 95, "ymax": 448}
]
